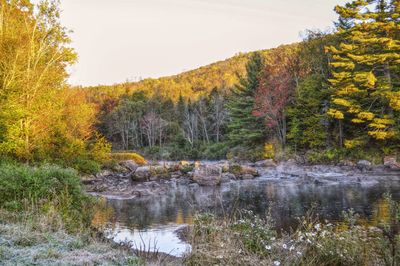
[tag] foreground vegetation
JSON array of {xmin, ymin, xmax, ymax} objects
[
  {"xmin": 0, "ymin": 214, "xmax": 138, "ymax": 265},
  {"xmin": 185, "ymin": 195, "xmax": 400, "ymax": 266},
  {"xmin": 0, "ymin": 162, "xmax": 139, "ymax": 265}
]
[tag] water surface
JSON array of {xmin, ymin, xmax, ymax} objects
[{"xmin": 99, "ymin": 176, "xmax": 400, "ymax": 257}]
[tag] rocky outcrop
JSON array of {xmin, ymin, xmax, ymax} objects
[{"xmin": 192, "ymin": 165, "xmax": 222, "ymax": 186}]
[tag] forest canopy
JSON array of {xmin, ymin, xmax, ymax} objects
[{"xmin": 1, "ymin": 0, "xmax": 399, "ymax": 165}]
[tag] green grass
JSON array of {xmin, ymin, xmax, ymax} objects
[{"xmin": 0, "ymin": 162, "xmax": 94, "ymax": 233}]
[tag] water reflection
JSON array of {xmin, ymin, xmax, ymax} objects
[
  {"xmin": 104, "ymin": 224, "xmax": 191, "ymax": 257},
  {"xmin": 97, "ymin": 177, "xmax": 400, "ymax": 257}
]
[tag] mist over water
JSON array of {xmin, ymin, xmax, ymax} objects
[{"xmin": 99, "ymin": 177, "xmax": 400, "ymax": 256}]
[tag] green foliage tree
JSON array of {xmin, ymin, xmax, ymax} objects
[
  {"xmin": 326, "ymin": 0, "xmax": 400, "ymax": 149},
  {"xmin": 0, "ymin": 0, "xmax": 109, "ymax": 171},
  {"xmin": 226, "ymin": 52, "xmax": 266, "ymax": 150}
]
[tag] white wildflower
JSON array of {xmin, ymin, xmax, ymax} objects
[
  {"xmin": 273, "ymin": 261, "xmax": 281, "ymax": 266},
  {"xmin": 289, "ymin": 246, "xmax": 295, "ymax": 251},
  {"xmin": 282, "ymin": 244, "xmax": 287, "ymax": 249},
  {"xmin": 297, "ymin": 251, "xmax": 302, "ymax": 256},
  {"xmin": 265, "ymin": 245, "xmax": 272, "ymax": 250},
  {"xmin": 314, "ymin": 223, "xmax": 321, "ymax": 231}
]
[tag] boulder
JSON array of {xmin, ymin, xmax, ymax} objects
[
  {"xmin": 357, "ymin": 160, "xmax": 372, "ymax": 171},
  {"xmin": 242, "ymin": 174, "xmax": 255, "ymax": 180},
  {"xmin": 384, "ymin": 156, "xmax": 400, "ymax": 170},
  {"xmin": 221, "ymin": 173, "xmax": 236, "ymax": 183},
  {"xmin": 133, "ymin": 166, "xmax": 151, "ymax": 181},
  {"xmin": 192, "ymin": 165, "xmax": 222, "ymax": 186},
  {"xmin": 255, "ymin": 159, "xmax": 276, "ymax": 168},
  {"xmin": 120, "ymin": 160, "xmax": 139, "ymax": 172},
  {"xmin": 241, "ymin": 166, "xmax": 259, "ymax": 176},
  {"xmin": 170, "ymin": 171, "xmax": 182, "ymax": 179},
  {"xmin": 217, "ymin": 161, "xmax": 230, "ymax": 172},
  {"xmin": 96, "ymin": 170, "xmax": 113, "ymax": 179}
]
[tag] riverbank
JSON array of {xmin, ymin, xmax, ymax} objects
[
  {"xmin": 0, "ymin": 217, "xmax": 138, "ymax": 265},
  {"xmin": 0, "ymin": 163, "xmax": 141, "ymax": 266}
]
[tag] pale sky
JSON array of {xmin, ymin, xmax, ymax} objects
[{"xmin": 59, "ymin": 0, "xmax": 346, "ymax": 86}]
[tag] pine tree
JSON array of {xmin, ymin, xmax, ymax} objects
[
  {"xmin": 226, "ymin": 52, "xmax": 266, "ymax": 148},
  {"xmin": 326, "ymin": 0, "xmax": 400, "ymax": 147}
]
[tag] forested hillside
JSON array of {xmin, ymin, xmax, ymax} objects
[{"xmin": 87, "ymin": 0, "xmax": 400, "ymax": 163}]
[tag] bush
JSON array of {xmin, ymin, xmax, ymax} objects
[
  {"xmin": 0, "ymin": 163, "xmax": 94, "ymax": 232},
  {"xmin": 71, "ymin": 158, "xmax": 101, "ymax": 175},
  {"xmin": 201, "ymin": 142, "xmax": 229, "ymax": 160},
  {"xmin": 305, "ymin": 148, "xmax": 345, "ymax": 164}
]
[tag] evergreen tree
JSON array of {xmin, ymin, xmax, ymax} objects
[
  {"xmin": 226, "ymin": 52, "xmax": 266, "ymax": 148},
  {"xmin": 326, "ymin": 0, "xmax": 400, "ymax": 148}
]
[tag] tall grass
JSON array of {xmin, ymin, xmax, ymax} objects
[
  {"xmin": 0, "ymin": 162, "xmax": 94, "ymax": 232},
  {"xmin": 185, "ymin": 197, "xmax": 400, "ymax": 266}
]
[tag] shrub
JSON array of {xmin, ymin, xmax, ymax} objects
[
  {"xmin": 0, "ymin": 163, "xmax": 94, "ymax": 232},
  {"xmin": 71, "ymin": 158, "xmax": 101, "ymax": 175}
]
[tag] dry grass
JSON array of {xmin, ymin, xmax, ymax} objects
[
  {"xmin": 184, "ymin": 202, "xmax": 400, "ymax": 266},
  {"xmin": 111, "ymin": 152, "xmax": 147, "ymax": 165},
  {"xmin": 0, "ymin": 217, "xmax": 140, "ymax": 266}
]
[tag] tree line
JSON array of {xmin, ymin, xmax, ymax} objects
[
  {"xmin": 97, "ymin": 0, "xmax": 400, "ymax": 163},
  {"xmin": 1, "ymin": 0, "xmax": 399, "ymax": 167}
]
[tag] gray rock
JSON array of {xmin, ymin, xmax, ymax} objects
[
  {"xmin": 133, "ymin": 166, "xmax": 151, "ymax": 181},
  {"xmin": 193, "ymin": 165, "xmax": 222, "ymax": 186},
  {"xmin": 242, "ymin": 174, "xmax": 255, "ymax": 180},
  {"xmin": 384, "ymin": 156, "xmax": 400, "ymax": 170},
  {"xmin": 120, "ymin": 160, "xmax": 139, "ymax": 172},
  {"xmin": 357, "ymin": 160, "xmax": 372, "ymax": 171},
  {"xmin": 255, "ymin": 159, "xmax": 276, "ymax": 168},
  {"xmin": 96, "ymin": 170, "xmax": 113, "ymax": 179},
  {"xmin": 221, "ymin": 173, "xmax": 236, "ymax": 183},
  {"xmin": 217, "ymin": 161, "xmax": 230, "ymax": 172},
  {"xmin": 241, "ymin": 166, "xmax": 259, "ymax": 176}
]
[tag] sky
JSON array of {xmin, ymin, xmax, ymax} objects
[{"xmin": 59, "ymin": 0, "xmax": 346, "ymax": 86}]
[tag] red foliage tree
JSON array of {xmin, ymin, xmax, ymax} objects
[{"xmin": 254, "ymin": 45, "xmax": 307, "ymax": 147}]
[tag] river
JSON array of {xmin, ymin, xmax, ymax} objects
[{"xmin": 96, "ymin": 174, "xmax": 400, "ymax": 257}]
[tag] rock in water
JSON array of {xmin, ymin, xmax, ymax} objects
[
  {"xmin": 120, "ymin": 160, "xmax": 139, "ymax": 172},
  {"xmin": 255, "ymin": 159, "xmax": 276, "ymax": 168},
  {"xmin": 384, "ymin": 156, "xmax": 400, "ymax": 170},
  {"xmin": 240, "ymin": 166, "xmax": 259, "ymax": 177},
  {"xmin": 133, "ymin": 166, "xmax": 151, "ymax": 181},
  {"xmin": 193, "ymin": 165, "xmax": 222, "ymax": 186},
  {"xmin": 221, "ymin": 173, "xmax": 236, "ymax": 182},
  {"xmin": 242, "ymin": 174, "xmax": 255, "ymax": 180},
  {"xmin": 357, "ymin": 160, "xmax": 372, "ymax": 171}
]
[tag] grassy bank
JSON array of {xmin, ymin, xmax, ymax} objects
[
  {"xmin": 184, "ymin": 196, "xmax": 400, "ymax": 266},
  {"xmin": 0, "ymin": 162, "xmax": 139, "ymax": 265},
  {"xmin": 0, "ymin": 213, "xmax": 138, "ymax": 265}
]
